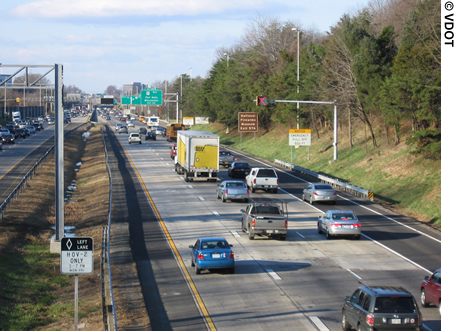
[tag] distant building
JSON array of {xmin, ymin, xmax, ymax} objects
[{"xmin": 123, "ymin": 82, "xmax": 144, "ymax": 95}]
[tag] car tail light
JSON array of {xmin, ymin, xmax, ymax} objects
[
  {"xmin": 334, "ymin": 191, "xmax": 337, "ymax": 195},
  {"xmin": 225, "ymin": 189, "xmax": 229, "ymax": 195},
  {"xmin": 353, "ymin": 223, "xmax": 361, "ymax": 228},
  {"xmin": 252, "ymin": 219, "xmax": 256, "ymax": 227},
  {"xmin": 277, "ymin": 179, "xmax": 279, "ymax": 185},
  {"xmin": 197, "ymin": 253, "xmax": 204, "ymax": 260},
  {"xmin": 418, "ymin": 314, "xmax": 422, "ymax": 326},
  {"xmin": 285, "ymin": 219, "xmax": 288, "ymax": 229},
  {"xmin": 330, "ymin": 223, "xmax": 342, "ymax": 228},
  {"xmin": 229, "ymin": 252, "xmax": 234, "ymax": 259},
  {"xmin": 254, "ymin": 178, "xmax": 256, "ymax": 184},
  {"xmin": 247, "ymin": 189, "xmax": 250, "ymax": 195},
  {"xmin": 313, "ymin": 191, "xmax": 319, "ymax": 195},
  {"xmin": 366, "ymin": 314, "xmax": 374, "ymax": 327}
]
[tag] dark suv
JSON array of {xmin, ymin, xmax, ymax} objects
[{"xmin": 342, "ymin": 286, "xmax": 422, "ymax": 331}]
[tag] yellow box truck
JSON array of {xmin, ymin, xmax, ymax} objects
[{"xmin": 174, "ymin": 131, "xmax": 219, "ymax": 182}]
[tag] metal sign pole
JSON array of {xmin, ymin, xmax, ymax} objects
[{"xmin": 74, "ymin": 275, "xmax": 79, "ymax": 331}]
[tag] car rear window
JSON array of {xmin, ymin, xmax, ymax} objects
[
  {"xmin": 374, "ymin": 297, "xmax": 416, "ymax": 313},
  {"xmin": 201, "ymin": 241, "xmax": 229, "ymax": 249},
  {"xmin": 256, "ymin": 169, "xmax": 276, "ymax": 177},
  {"xmin": 315, "ymin": 185, "xmax": 333, "ymax": 190},
  {"xmin": 226, "ymin": 182, "xmax": 246, "ymax": 188},
  {"xmin": 332, "ymin": 213, "xmax": 357, "ymax": 220},
  {"xmin": 235, "ymin": 163, "xmax": 249, "ymax": 168},
  {"xmin": 252, "ymin": 205, "xmax": 281, "ymax": 215}
]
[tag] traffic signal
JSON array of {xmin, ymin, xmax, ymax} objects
[
  {"xmin": 16, "ymin": 98, "xmax": 21, "ymax": 103},
  {"xmin": 256, "ymin": 96, "xmax": 267, "ymax": 106}
]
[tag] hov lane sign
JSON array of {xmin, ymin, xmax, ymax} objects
[{"xmin": 60, "ymin": 237, "xmax": 94, "ymax": 274}]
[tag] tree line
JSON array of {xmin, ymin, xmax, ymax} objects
[{"xmin": 177, "ymin": 0, "xmax": 441, "ymax": 159}]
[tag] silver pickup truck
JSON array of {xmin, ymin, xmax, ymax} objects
[
  {"xmin": 240, "ymin": 199, "xmax": 288, "ymax": 240},
  {"xmin": 219, "ymin": 150, "xmax": 234, "ymax": 167}
]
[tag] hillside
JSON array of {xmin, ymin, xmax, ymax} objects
[{"xmin": 192, "ymin": 121, "xmax": 441, "ymax": 230}]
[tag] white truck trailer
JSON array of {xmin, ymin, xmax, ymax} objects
[{"xmin": 174, "ymin": 131, "xmax": 219, "ymax": 182}]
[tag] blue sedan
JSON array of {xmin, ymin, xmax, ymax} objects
[{"xmin": 189, "ymin": 237, "xmax": 235, "ymax": 274}]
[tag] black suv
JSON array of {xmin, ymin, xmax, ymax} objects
[{"xmin": 342, "ymin": 286, "xmax": 422, "ymax": 331}]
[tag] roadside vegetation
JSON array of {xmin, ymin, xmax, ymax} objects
[{"xmin": 194, "ymin": 120, "xmax": 441, "ymax": 229}]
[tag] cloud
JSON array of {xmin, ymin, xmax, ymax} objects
[{"xmin": 10, "ymin": 0, "xmax": 262, "ymax": 19}]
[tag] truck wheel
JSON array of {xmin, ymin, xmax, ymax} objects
[
  {"xmin": 222, "ymin": 195, "xmax": 226, "ymax": 202},
  {"xmin": 184, "ymin": 171, "xmax": 189, "ymax": 182},
  {"xmin": 272, "ymin": 189, "xmax": 278, "ymax": 193},
  {"xmin": 251, "ymin": 186, "xmax": 255, "ymax": 193},
  {"xmin": 280, "ymin": 235, "xmax": 287, "ymax": 241}
]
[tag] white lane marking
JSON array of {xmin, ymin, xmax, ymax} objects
[
  {"xmin": 187, "ymin": 185, "xmax": 193, "ymax": 189},
  {"xmin": 212, "ymin": 211, "xmax": 220, "ymax": 216},
  {"xmin": 198, "ymin": 196, "xmax": 205, "ymax": 201},
  {"xmin": 346, "ymin": 268, "xmax": 363, "ymax": 280},
  {"xmin": 362, "ymin": 233, "xmax": 433, "ymax": 275},
  {"xmin": 265, "ymin": 269, "xmax": 282, "ymax": 280},
  {"xmin": 227, "ymin": 148, "xmax": 440, "ymax": 243},
  {"xmin": 295, "ymin": 231, "xmax": 306, "ymax": 239},
  {"xmin": 230, "ymin": 230, "xmax": 241, "ymax": 238},
  {"xmin": 309, "ymin": 316, "xmax": 330, "ymax": 331}
]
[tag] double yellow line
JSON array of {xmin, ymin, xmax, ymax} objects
[{"xmin": 121, "ymin": 136, "xmax": 216, "ymax": 331}]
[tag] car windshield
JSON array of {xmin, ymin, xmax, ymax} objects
[
  {"xmin": 201, "ymin": 240, "xmax": 229, "ymax": 249},
  {"xmin": 332, "ymin": 213, "xmax": 357, "ymax": 220},
  {"xmin": 315, "ymin": 185, "xmax": 333, "ymax": 190},
  {"xmin": 374, "ymin": 297, "xmax": 416, "ymax": 313}
]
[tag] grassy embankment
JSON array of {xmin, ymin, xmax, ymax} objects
[{"xmin": 192, "ymin": 121, "xmax": 441, "ymax": 229}]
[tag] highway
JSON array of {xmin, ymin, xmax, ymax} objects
[
  {"xmin": 103, "ymin": 116, "xmax": 441, "ymax": 331},
  {"xmin": 1, "ymin": 114, "xmax": 441, "ymax": 330}
]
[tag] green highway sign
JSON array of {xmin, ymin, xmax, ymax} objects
[
  {"xmin": 121, "ymin": 95, "xmax": 141, "ymax": 105},
  {"xmin": 141, "ymin": 88, "xmax": 163, "ymax": 105}
]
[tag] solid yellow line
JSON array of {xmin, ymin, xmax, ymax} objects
[{"xmin": 118, "ymin": 135, "xmax": 217, "ymax": 331}]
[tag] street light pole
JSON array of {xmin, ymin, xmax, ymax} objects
[
  {"xmin": 292, "ymin": 28, "xmax": 300, "ymax": 129},
  {"xmin": 188, "ymin": 67, "xmax": 192, "ymax": 81},
  {"xmin": 224, "ymin": 53, "xmax": 230, "ymax": 67}
]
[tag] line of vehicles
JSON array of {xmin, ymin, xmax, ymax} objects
[
  {"xmin": 112, "ymin": 115, "xmax": 440, "ymax": 330},
  {"xmin": 1, "ymin": 114, "xmax": 49, "ymax": 150}
]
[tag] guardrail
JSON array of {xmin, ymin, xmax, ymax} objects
[
  {"xmin": 0, "ymin": 121, "xmax": 89, "ymax": 219},
  {"xmin": 100, "ymin": 125, "xmax": 117, "ymax": 331},
  {"xmin": 274, "ymin": 159, "xmax": 373, "ymax": 201}
]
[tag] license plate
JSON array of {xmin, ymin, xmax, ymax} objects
[
  {"xmin": 212, "ymin": 254, "xmax": 221, "ymax": 258},
  {"xmin": 390, "ymin": 319, "xmax": 401, "ymax": 324},
  {"xmin": 267, "ymin": 230, "xmax": 273, "ymax": 233},
  {"xmin": 326, "ymin": 197, "xmax": 331, "ymax": 199},
  {"xmin": 343, "ymin": 225, "xmax": 352, "ymax": 229}
]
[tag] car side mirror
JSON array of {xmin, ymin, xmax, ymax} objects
[
  {"xmin": 424, "ymin": 276, "xmax": 429, "ymax": 281},
  {"xmin": 188, "ymin": 245, "xmax": 194, "ymax": 249},
  {"xmin": 240, "ymin": 209, "xmax": 245, "ymax": 213},
  {"xmin": 229, "ymin": 244, "xmax": 233, "ymax": 247},
  {"xmin": 345, "ymin": 296, "xmax": 350, "ymax": 302}
]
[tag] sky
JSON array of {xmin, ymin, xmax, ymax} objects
[{"xmin": 0, "ymin": 0, "xmax": 373, "ymax": 94}]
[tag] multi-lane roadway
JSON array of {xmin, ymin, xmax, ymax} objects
[{"xmin": 103, "ymin": 116, "xmax": 441, "ymax": 331}]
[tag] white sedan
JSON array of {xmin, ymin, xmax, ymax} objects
[{"xmin": 128, "ymin": 133, "xmax": 142, "ymax": 144}]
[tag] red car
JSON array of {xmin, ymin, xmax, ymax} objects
[
  {"xmin": 170, "ymin": 143, "xmax": 177, "ymax": 159},
  {"xmin": 420, "ymin": 268, "xmax": 441, "ymax": 314}
]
